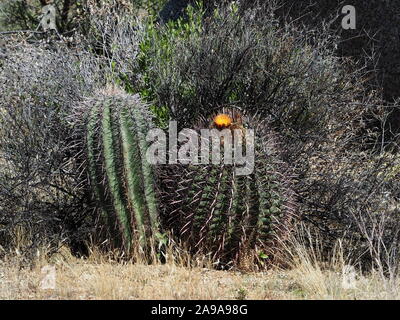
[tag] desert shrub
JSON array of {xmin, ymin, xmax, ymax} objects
[
  {"xmin": 80, "ymin": 2, "xmax": 142, "ymax": 82},
  {"xmin": 0, "ymin": 39, "xmax": 105, "ymax": 257},
  {"xmin": 297, "ymin": 145, "xmax": 400, "ymax": 274},
  {"xmin": 82, "ymin": 0, "xmax": 145, "ymax": 54},
  {"xmin": 156, "ymin": 0, "xmax": 263, "ymax": 24},
  {"xmin": 0, "ymin": 0, "xmax": 146, "ymax": 37},
  {"xmin": 81, "ymin": 1, "xmax": 205, "ymax": 127},
  {"xmin": 127, "ymin": 2, "xmax": 368, "ymax": 137}
]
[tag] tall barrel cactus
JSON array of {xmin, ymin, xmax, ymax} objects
[
  {"xmin": 157, "ymin": 109, "xmax": 296, "ymax": 268},
  {"xmin": 77, "ymin": 88, "xmax": 161, "ymax": 255}
]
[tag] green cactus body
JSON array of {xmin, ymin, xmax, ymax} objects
[
  {"xmin": 87, "ymin": 102, "xmax": 110, "ymax": 222},
  {"xmin": 102, "ymin": 102, "xmax": 133, "ymax": 251},
  {"xmin": 83, "ymin": 91, "xmax": 160, "ymax": 254},
  {"xmin": 132, "ymin": 108, "xmax": 160, "ymax": 233},
  {"xmin": 158, "ymin": 110, "xmax": 296, "ymax": 268},
  {"xmin": 119, "ymin": 108, "xmax": 148, "ymax": 248}
]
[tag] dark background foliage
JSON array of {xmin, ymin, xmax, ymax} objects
[
  {"xmin": 157, "ymin": 0, "xmax": 400, "ymax": 101},
  {"xmin": 275, "ymin": 0, "xmax": 400, "ymax": 102},
  {"xmin": 273, "ymin": 0, "xmax": 400, "ymax": 144}
]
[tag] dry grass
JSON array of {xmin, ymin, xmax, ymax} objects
[
  {"xmin": 1, "ymin": 236, "xmax": 400, "ymax": 300},
  {"xmin": 0, "ymin": 245, "xmax": 284, "ymax": 300}
]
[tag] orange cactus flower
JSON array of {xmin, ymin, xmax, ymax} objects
[{"xmin": 213, "ymin": 114, "xmax": 232, "ymax": 128}]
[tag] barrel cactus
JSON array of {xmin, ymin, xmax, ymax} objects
[
  {"xmin": 76, "ymin": 88, "xmax": 161, "ymax": 255},
  {"xmin": 157, "ymin": 108, "xmax": 297, "ymax": 269}
]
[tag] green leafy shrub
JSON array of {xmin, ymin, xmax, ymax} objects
[{"xmin": 122, "ymin": 2, "xmax": 204, "ymax": 126}]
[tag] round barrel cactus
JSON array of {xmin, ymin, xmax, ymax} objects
[{"xmin": 157, "ymin": 108, "xmax": 297, "ymax": 269}]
